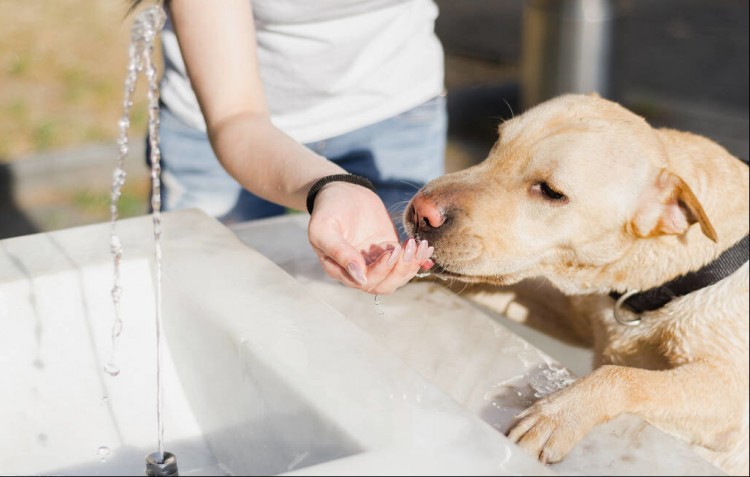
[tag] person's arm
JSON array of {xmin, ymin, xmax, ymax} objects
[
  {"xmin": 168, "ymin": 0, "xmax": 432, "ymax": 293},
  {"xmin": 169, "ymin": 0, "xmax": 341, "ymax": 209}
]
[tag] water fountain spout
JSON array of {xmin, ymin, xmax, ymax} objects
[{"xmin": 146, "ymin": 451, "xmax": 179, "ymax": 476}]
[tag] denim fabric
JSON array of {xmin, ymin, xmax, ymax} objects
[{"xmin": 148, "ymin": 95, "xmax": 447, "ymax": 225}]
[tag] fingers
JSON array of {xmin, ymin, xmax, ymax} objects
[
  {"xmin": 312, "ymin": 248, "xmax": 371, "ymax": 290},
  {"xmin": 314, "ymin": 238, "xmax": 434, "ymax": 294},
  {"xmin": 308, "ymin": 221, "xmax": 369, "ymax": 287},
  {"xmin": 318, "ymin": 255, "xmax": 360, "ymax": 288},
  {"xmin": 365, "ymin": 239, "xmax": 434, "ymax": 294},
  {"xmin": 358, "ymin": 243, "xmax": 402, "ymax": 290},
  {"xmin": 308, "ymin": 209, "xmax": 433, "ymax": 293}
]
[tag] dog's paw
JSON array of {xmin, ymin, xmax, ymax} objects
[{"xmin": 507, "ymin": 384, "xmax": 601, "ymax": 464}]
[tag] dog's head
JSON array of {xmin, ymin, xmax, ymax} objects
[{"xmin": 404, "ymin": 94, "xmax": 716, "ymax": 293}]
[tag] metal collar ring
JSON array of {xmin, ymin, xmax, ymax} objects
[{"xmin": 613, "ymin": 289, "xmax": 642, "ymax": 327}]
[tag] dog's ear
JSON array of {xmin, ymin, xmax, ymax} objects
[{"xmin": 630, "ymin": 169, "xmax": 718, "ymax": 242}]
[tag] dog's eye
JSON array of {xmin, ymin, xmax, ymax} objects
[{"xmin": 533, "ymin": 182, "xmax": 568, "ymax": 202}]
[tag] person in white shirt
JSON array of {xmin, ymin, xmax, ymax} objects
[{"xmin": 139, "ymin": 0, "xmax": 444, "ymax": 293}]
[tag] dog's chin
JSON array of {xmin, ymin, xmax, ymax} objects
[{"xmin": 429, "ymin": 261, "xmax": 524, "ymax": 286}]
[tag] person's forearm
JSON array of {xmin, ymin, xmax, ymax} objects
[
  {"xmin": 208, "ymin": 111, "xmax": 345, "ymax": 212},
  {"xmin": 168, "ymin": 0, "xmax": 344, "ymax": 212}
]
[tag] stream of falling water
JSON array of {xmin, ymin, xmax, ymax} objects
[{"xmin": 108, "ymin": 5, "xmax": 167, "ymax": 464}]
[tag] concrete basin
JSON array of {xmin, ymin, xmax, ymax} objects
[{"xmin": 0, "ymin": 209, "xmax": 550, "ymax": 476}]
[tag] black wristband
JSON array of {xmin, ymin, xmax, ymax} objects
[{"xmin": 306, "ymin": 174, "xmax": 376, "ymax": 214}]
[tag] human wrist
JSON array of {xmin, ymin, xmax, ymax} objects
[{"xmin": 306, "ymin": 174, "xmax": 377, "ymax": 214}]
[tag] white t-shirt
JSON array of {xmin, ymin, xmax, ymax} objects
[{"xmin": 160, "ymin": 0, "xmax": 445, "ymax": 144}]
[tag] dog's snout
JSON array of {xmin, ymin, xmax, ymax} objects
[{"xmin": 409, "ymin": 192, "xmax": 446, "ymax": 234}]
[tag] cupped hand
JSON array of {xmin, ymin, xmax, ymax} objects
[{"xmin": 307, "ymin": 181, "xmax": 433, "ymax": 294}]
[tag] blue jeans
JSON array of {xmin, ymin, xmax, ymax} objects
[{"xmin": 149, "ymin": 95, "xmax": 447, "ymax": 225}]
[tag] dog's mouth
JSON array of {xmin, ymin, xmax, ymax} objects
[
  {"xmin": 420, "ymin": 260, "xmax": 456, "ymax": 278},
  {"xmin": 409, "ymin": 228, "xmax": 525, "ymax": 286},
  {"xmin": 421, "ymin": 257, "xmax": 521, "ymax": 286},
  {"xmin": 409, "ymin": 231, "xmax": 495, "ymax": 283}
]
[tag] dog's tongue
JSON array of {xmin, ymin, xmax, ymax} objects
[{"xmin": 420, "ymin": 259, "xmax": 435, "ymax": 270}]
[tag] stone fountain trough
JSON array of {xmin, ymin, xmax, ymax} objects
[
  {"xmin": 0, "ymin": 210, "xmax": 549, "ymax": 476},
  {"xmin": 0, "ymin": 209, "xmax": 722, "ymax": 475}
]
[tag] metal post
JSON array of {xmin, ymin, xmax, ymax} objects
[{"xmin": 520, "ymin": 0, "xmax": 614, "ymax": 110}]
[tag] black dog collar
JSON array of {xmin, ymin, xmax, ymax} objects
[{"xmin": 610, "ymin": 235, "xmax": 749, "ymax": 324}]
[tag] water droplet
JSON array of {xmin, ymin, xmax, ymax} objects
[
  {"xmin": 97, "ymin": 446, "xmax": 111, "ymax": 462},
  {"xmin": 101, "ymin": 395, "xmax": 109, "ymax": 404},
  {"xmin": 373, "ymin": 295, "xmax": 384, "ymax": 316},
  {"xmin": 103, "ymin": 363, "xmax": 120, "ymax": 377},
  {"xmin": 110, "ymin": 234, "xmax": 122, "ymax": 251},
  {"xmin": 112, "ymin": 167, "xmax": 127, "ymax": 184},
  {"xmin": 111, "ymin": 286, "xmax": 123, "ymax": 304},
  {"xmin": 112, "ymin": 319, "xmax": 123, "ymax": 338}
]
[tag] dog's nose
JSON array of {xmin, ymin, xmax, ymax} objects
[{"xmin": 409, "ymin": 192, "xmax": 445, "ymax": 233}]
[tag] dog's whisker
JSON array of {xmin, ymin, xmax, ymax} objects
[
  {"xmin": 387, "ymin": 199, "xmax": 411, "ymax": 213},
  {"xmin": 453, "ymin": 280, "xmax": 470, "ymax": 296},
  {"xmin": 397, "ymin": 179, "xmax": 422, "ymax": 192},
  {"xmin": 502, "ymin": 98, "xmax": 515, "ymax": 120}
]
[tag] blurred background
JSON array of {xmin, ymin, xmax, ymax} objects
[{"xmin": 1, "ymin": 0, "xmax": 747, "ymax": 239}]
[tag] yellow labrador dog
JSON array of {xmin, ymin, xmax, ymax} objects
[{"xmin": 404, "ymin": 94, "xmax": 749, "ymax": 475}]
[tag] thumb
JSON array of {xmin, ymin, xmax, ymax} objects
[{"xmin": 309, "ymin": 224, "xmax": 368, "ymax": 286}]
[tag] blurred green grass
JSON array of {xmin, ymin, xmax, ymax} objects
[{"xmin": 0, "ymin": 0, "xmax": 154, "ymax": 161}]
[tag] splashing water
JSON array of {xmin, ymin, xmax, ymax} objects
[
  {"xmin": 415, "ymin": 270, "xmax": 449, "ymax": 282},
  {"xmin": 528, "ymin": 363, "xmax": 576, "ymax": 398},
  {"xmin": 103, "ymin": 362, "xmax": 120, "ymax": 377},
  {"xmin": 108, "ymin": 4, "xmax": 168, "ymax": 464},
  {"xmin": 373, "ymin": 295, "xmax": 384, "ymax": 316},
  {"xmin": 97, "ymin": 446, "xmax": 111, "ymax": 463}
]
